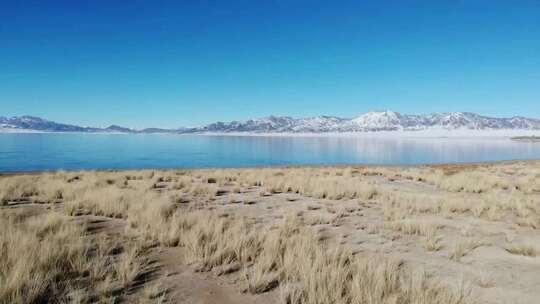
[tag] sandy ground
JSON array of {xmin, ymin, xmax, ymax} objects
[{"xmin": 1, "ymin": 160, "xmax": 539, "ymax": 303}]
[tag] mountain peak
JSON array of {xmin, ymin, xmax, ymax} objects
[
  {"xmin": 351, "ymin": 111, "xmax": 403, "ymax": 130},
  {"xmin": 2, "ymin": 112, "xmax": 540, "ymax": 133}
]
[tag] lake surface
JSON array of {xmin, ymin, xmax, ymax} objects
[{"xmin": 1, "ymin": 133, "xmax": 539, "ymax": 172}]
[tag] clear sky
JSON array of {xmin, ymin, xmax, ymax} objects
[{"xmin": 1, "ymin": 0, "xmax": 539, "ymax": 128}]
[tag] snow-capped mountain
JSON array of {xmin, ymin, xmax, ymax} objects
[
  {"xmin": 184, "ymin": 111, "xmax": 540, "ymax": 133},
  {"xmin": 1, "ymin": 111, "xmax": 540, "ymax": 133},
  {"xmin": 0, "ymin": 116, "xmax": 90, "ymax": 132},
  {"xmin": 347, "ymin": 111, "xmax": 405, "ymax": 131},
  {"xmin": 0, "ymin": 116, "xmax": 134, "ymax": 133},
  {"xmin": 189, "ymin": 115, "xmax": 348, "ymax": 133}
]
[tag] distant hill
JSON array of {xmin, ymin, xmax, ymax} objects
[{"xmin": 2, "ymin": 111, "xmax": 540, "ymax": 134}]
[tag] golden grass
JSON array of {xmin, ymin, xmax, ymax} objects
[
  {"xmin": 203, "ymin": 167, "xmax": 379, "ymax": 201},
  {"xmin": 0, "ymin": 211, "xmax": 86, "ymax": 303},
  {"xmin": 58, "ymin": 174, "xmax": 472, "ymax": 303},
  {"xmin": 0, "ymin": 176, "xmax": 39, "ymax": 204},
  {"xmin": 505, "ymin": 243, "xmax": 537, "ymax": 257},
  {"xmin": 137, "ymin": 282, "xmax": 167, "ymax": 304},
  {"xmin": 449, "ymin": 238, "xmax": 489, "ymax": 262},
  {"xmin": 384, "ymin": 219, "xmax": 441, "ymax": 237},
  {"xmin": 0, "ymin": 209, "xmax": 145, "ymax": 304},
  {"xmin": 3, "ymin": 162, "xmax": 539, "ymax": 303},
  {"xmin": 3, "ymin": 163, "xmax": 539, "ymax": 227},
  {"xmin": 424, "ymin": 229, "xmax": 443, "ymax": 252}
]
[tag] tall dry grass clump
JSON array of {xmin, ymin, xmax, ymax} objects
[
  {"xmin": 0, "ymin": 176, "xmax": 40, "ymax": 204},
  {"xmin": 159, "ymin": 212, "xmax": 470, "ymax": 304},
  {"xmin": 0, "ymin": 209, "xmax": 145, "ymax": 304},
  {"xmin": 505, "ymin": 243, "xmax": 538, "ymax": 257},
  {"xmin": 0, "ymin": 210, "xmax": 93, "ymax": 303}
]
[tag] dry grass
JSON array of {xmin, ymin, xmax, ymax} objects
[
  {"xmin": 424, "ymin": 230, "xmax": 443, "ymax": 252},
  {"xmin": 505, "ymin": 243, "xmax": 537, "ymax": 257},
  {"xmin": 244, "ymin": 217, "xmax": 469, "ymax": 304},
  {"xmin": 0, "ymin": 209, "xmax": 145, "ymax": 304},
  {"xmin": 2, "ymin": 162, "xmax": 539, "ymax": 303},
  {"xmin": 385, "ymin": 219, "xmax": 441, "ymax": 237},
  {"xmin": 137, "ymin": 282, "xmax": 167, "ymax": 304},
  {"xmin": 450, "ymin": 238, "xmax": 489, "ymax": 262},
  {"xmin": 0, "ymin": 211, "xmax": 88, "ymax": 303},
  {"xmin": 203, "ymin": 167, "xmax": 379, "ymax": 201}
]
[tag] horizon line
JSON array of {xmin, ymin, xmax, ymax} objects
[{"xmin": 2, "ymin": 110, "xmax": 540, "ymax": 131}]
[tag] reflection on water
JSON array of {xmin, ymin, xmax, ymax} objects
[{"xmin": 0, "ymin": 133, "xmax": 539, "ymax": 171}]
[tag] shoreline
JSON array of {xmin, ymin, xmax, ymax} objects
[
  {"xmin": 196, "ymin": 129, "xmax": 540, "ymax": 139},
  {"xmin": 1, "ymin": 128, "xmax": 540, "ymax": 138},
  {"xmin": 1, "ymin": 159, "xmax": 538, "ymax": 175},
  {"xmin": 511, "ymin": 136, "xmax": 540, "ymax": 142}
]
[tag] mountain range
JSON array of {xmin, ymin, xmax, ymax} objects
[{"xmin": 1, "ymin": 111, "xmax": 540, "ymax": 134}]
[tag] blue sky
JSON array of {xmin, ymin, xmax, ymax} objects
[{"xmin": 1, "ymin": 0, "xmax": 539, "ymax": 128}]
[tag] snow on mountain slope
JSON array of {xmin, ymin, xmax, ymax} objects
[
  {"xmin": 2, "ymin": 111, "xmax": 540, "ymax": 133},
  {"xmin": 348, "ymin": 111, "xmax": 404, "ymax": 130},
  {"xmin": 291, "ymin": 116, "xmax": 347, "ymax": 132},
  {"xmin": 0, "ymin": 116, "xmax": 133, "ymax": 133},
  {"xmin": 184, "ymin": 111, "xmax": 540, "ymax": 133}
]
